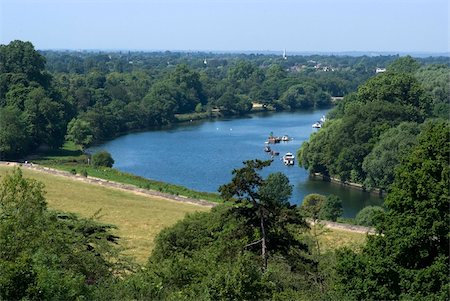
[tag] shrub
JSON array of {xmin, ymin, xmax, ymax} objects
[
  {"xmin": 355, "ymin": 206, "xmax": 384, "ymax": 226},
  {"xmin": 92, "ymin": 151, "xmax": 114, "ymax": 168},
  {"xmin": 320, "ymin": 194, "xmax": 343, "ymax": 222}
]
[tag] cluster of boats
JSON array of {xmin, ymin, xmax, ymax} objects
[
  {"xmin": 312, "ymin": 115, "xmax": 327, "ymax": 128},
  {"xmin": 264, "ymin": 134, "xmax": 295, "ymax": 166}
]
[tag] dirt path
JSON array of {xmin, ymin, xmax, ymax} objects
[
  {"xmin": 0, "ymin": 161, "xmax": 216, "ymax": 208},
  {"xmin": 0, "ymin": 161, "xmax": 375, "ymax": 234}
]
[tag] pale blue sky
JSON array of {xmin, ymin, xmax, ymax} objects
[{"xmin": 0, "ymin": 0, "xmax": 448, "ymax": 53}]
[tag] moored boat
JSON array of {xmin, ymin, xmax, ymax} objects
[
  {"xmin": 281, "ymin": 135, "xmax": 290, "ymax": 142},
  {"xmin": 282, "ymin": 152, "xmax": 295, "ymax": 166}
]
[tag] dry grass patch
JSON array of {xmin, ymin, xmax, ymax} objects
[
  {"xmin": 311, "ymin": 225, "xmax": 367, "ymax": 252},
  {"xmin": 0, "ymin": 166, "xmax": 209, "ymax": 263}
]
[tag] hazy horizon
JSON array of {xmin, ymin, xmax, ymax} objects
[{"xmin": 1, "ymin": 0, "xmax": 448, "ymax": 53}]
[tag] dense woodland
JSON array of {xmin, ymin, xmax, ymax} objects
[
  {"xmin": 0, "ymin": 40, "xmax": 449, "ymax": 299},
  {"xmin": 299, "ymin": 56, "xmax": 450, "ymax": 191},
  {"xmin": 1, "ymin": 40, "xmax": 448, "ymax": 159}
]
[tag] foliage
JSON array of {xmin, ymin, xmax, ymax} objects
[
  {"xmin": 300, "ymin": 193, "xmax": 343, "ymax": 222},
  {"xmin": 321, "ymin": 194, "xmax": 343, "ymax": 222},
  {"xmin": 92, "ymin": 150, "xmax": 114, "ymax": 167},
  {"xmin": 415, "ymin": 64, "xmax": 450, "ymax": 119},
  {"xmin": 299, "ymin": 57, "xmax": 433, "ymax": 186},
  {"xmin": 0, "ymin": 41, "xmax": 70, "ymax": 157},
  {"xmin": 65, "ymin": 118, "xmax": 93, "ymax": 149},
  {"xmin": 219, "ymin": 160, "xmax": 308, "ymax": 271},
  {"xmin": 335, "ymin": 119, "xmax": 450, "ymax": 300},
  {"xmin": 387, "ymin": 55, "xmax": 421, "ymax": 73},
  {"xmin": 362, "ymin": 122, "xmax": 420, "ymax": 190},
  {"xmin": 0, "ymin": 168, "xmax": 127, "ymax": 300},
  {"xmin": 0, "ymin": 106, "xmax": 30, "ymax": 159},
  {"xmin": 300, "ymin": 194, "xmax": 326, "ymax": 221},
  {"xmin": 354, "ymin": 205, "xmax": 384, "ymax": 227}
]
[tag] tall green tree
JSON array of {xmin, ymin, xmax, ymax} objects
[
  {"xmin": 219, "ymin": 160, "xmax": 307, "ymax": 271},
  {"xmin": 0, "ymin": 106, "xmax": 30, "ymax": 159},
  {"xmin": 335, "ymin": 119, "xmax": 450, "ymax": 300}
]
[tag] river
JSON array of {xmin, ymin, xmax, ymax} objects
[{"xmin": 89, "ymin": 109, "xmax": 383, "ymax": 217}]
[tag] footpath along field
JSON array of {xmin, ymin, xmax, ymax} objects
[{"xmin": 0, "ymin": 164, "xmax": 368, "ymax": 263}]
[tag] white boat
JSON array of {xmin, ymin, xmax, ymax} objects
[
  {"xmin": 281, "ymin": 135, "xmax": 290, "ymax": 142},
  {"xmin": 312, "ymin": 122, "xmax": 322, "ymax": 128},
  {"xmin": 282, "ymin": 152, "xmax": 295, "ymax": 166}
]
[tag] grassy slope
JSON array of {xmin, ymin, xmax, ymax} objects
[{"xmin": 0, "ymin": 165, "xmax": 209, "ymax": 263}]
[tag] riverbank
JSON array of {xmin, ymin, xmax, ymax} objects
[{"xmin": 311, "ymin": 172, "xmax": 384, "ymax": 196}]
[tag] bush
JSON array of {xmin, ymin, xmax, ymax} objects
[
  {"xmin": 92, "ymin": 151, "xmax": 114, "ymax": 168},
  {"xmin": 320, "ymin": 194, "xmax": 343, "ymax": 222},
  {"xmin": 69, "ymin": 168, "xmax": 77, "ymax": 175},
  {"xmin": 355, "ymin": 206, "xmax": 384, "ymax": 226},
  {"xmin": 301, "ymin": 193, "xmax": 343, "ymax": 222}
]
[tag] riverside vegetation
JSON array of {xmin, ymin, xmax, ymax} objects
[{"xmin": 0, "ymin": 40, "xmax": 449, "ymax": 299}]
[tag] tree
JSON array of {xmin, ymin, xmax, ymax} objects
[
  {"xmin": 300, "ymin": 194, "xmax": 326, "ymax": 222},
  {"xmin": 219, "ymin": 160, "xmax": 306, "ymax": 271},
  {"xmin": 66, "ymin": 118, "xmax": 94, "ymax": 149},
  {"xmin": 0, "ymin": 40, "xmax": 70, "ymax": 156},
  {"xmin": 354, "ymin": 205, "xmax": 384, "ymax": 227},
  {"xmin": 362, "ymin": 122, "xmax": 420, "ymax": 190},
  {"xmin": 387, "ymin": 55, "xmax": 420, "ymax": 74},
  {"xmin": 335, "ymin": 119, "xmax": 450, "ymax": 300},
  {"xmin": 320, "ymin": 194, "xmax": 343, "ymax": 222},
  {"xmin": 219, "ymin": 160, "xmax": 272, "ymax": 270},
  {"xmin": 0, "ymin": 106, "xmax": 30, "ymax": 159},
  {"xmin": 92, "ymin": 151, "xmax": 114, "ymax": 167}
]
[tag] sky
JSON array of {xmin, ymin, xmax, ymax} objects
[{"xmin": 0, "ymin": 0, "xmax": 448, "ymax": 53}]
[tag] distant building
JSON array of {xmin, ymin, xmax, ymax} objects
[
  {"xmin": 376, "ymin": 67, "xmax": 386, "ymax": 73},
  {"xmin": 282, "ymin": 49, "xmax": 287, "ymax": 60}
]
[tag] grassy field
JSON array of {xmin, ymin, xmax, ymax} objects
[
  {"xmin": 0, "ymin": 165, "xmax": 366, "ymax": 264},
  {"xmin": 0, "ymin": 165, "xmax": 209, "ymax": 263},
  {"xmin": 315, "ymin": 226, "xmax": 367, "ymax": 252}
]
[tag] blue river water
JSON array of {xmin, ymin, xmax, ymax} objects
[{"xmin": 89, "ymin": 109, "xmax": 382, "ymax": 217}]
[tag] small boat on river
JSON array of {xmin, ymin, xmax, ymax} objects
[
  {"xmin": 281, "ymin": 135, "xmax": 290, "ymax": 142},
  {"xmin": 264, "ymin": 145, "xmax": 271, "ymax": 152},
  {"xmin": 282, "ymin": 152, "xmax": 295, "ymax": 166}
]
